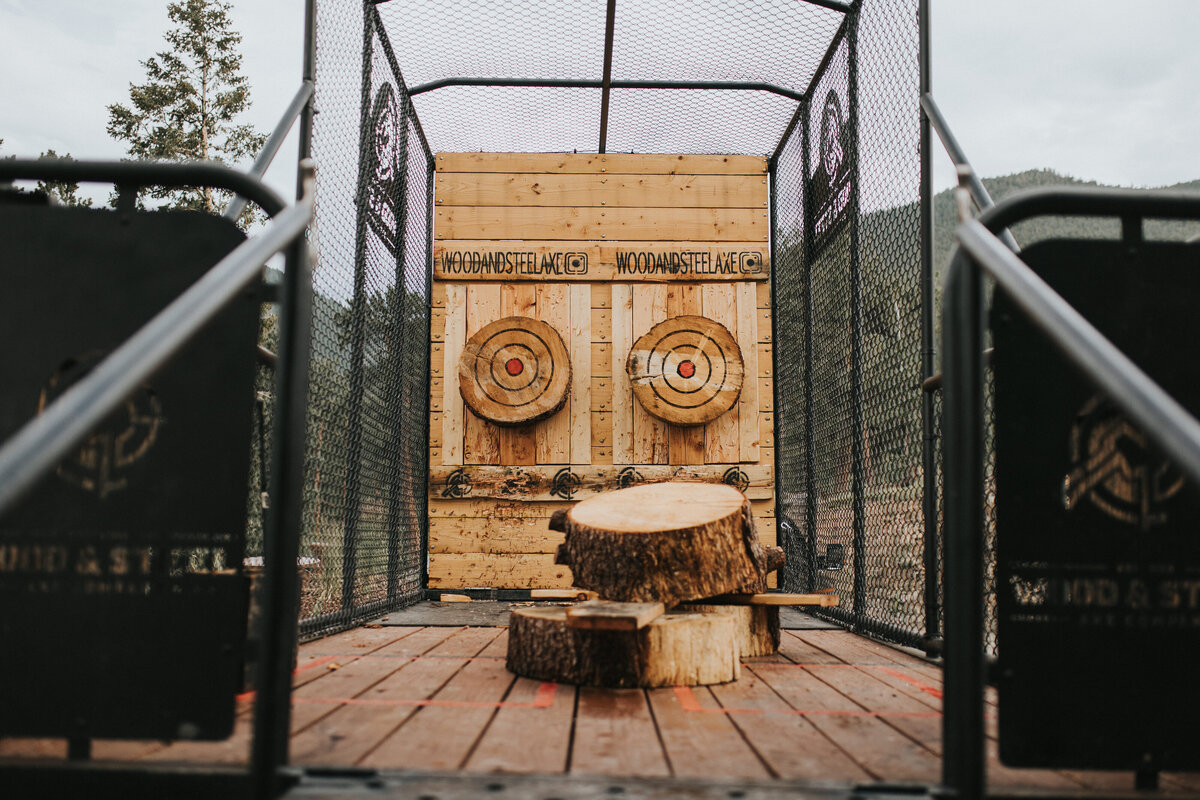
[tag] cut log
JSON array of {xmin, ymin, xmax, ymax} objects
[
  {"xmin": 555, "ymin": 481, "xmax": 782, "ymax": 608},
  {"xmin": 458, "ymin": 315, "xmax": 571, "ymax": 426},
  {"xmin": 507, "ymin": 606, "xmax": 738, "ymax": 688},
  {"xmin": 702, "ymin": 592, "xmax": 839, "ymax": 607},
  {"xmin": 566, "ymin": 600, "xmax": 664, "ymax": 631},
  {"xmin": 680, "ymin": 604, "xmax": 780, "ymax": 657},
  {"xmin": 627, "ymin": 315, "xmax": 743, "ymax": 426}
]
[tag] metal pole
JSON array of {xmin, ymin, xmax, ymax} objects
[
  {"xmin": 847, "ymin": 9, "xmax": 867, "ymax": 623},
  {"xmin": 799, "ymin": 96, "xmax": 819, "ymax": 593},
  {"xmin": 918, "ymin": 0, "xmax": 941, "ymax": 655},
  {"xmin": 384, "ymin": 91, "xmax": 411, "ymax": 603},
  {"xmin": 251, "ymin": 165, "xmax": 316, "ymax": 800},
  {"xmin": 340, "ymin": 6, "xmax": 375, "ymax": 614},
  {"xmin": 295, "ymin": 0, "xmax": 317, "ymax": 203},
  {"xmin": 421, "ymin": 158, "xmax": 435, "ymax": 590},
  {"xmin": 597, "ymin": 0, "xmax": 617, "ymax": 154}
]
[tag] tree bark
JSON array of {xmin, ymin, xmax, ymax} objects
[
  {"xmin": 507, "ymin": 606, "xmax": 739, "ymax": 688},
  {"xmin": 554, "ymin": 481, "xmax": 784, "ymax": 608}
]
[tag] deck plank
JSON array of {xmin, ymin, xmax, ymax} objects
[
  {"xmin": 570, "ymin": 687, "xmax": 670, "ymax": 778},
  {"xmin": 715, "ymin": 666, "xmax": 871, "ymax": 782},
  {"xmin": 646, "ymin": 686, "xmax": 771, "ymax": 780},
  {"xmin": 777, "ymin": 630, "xmax": 851, "ymax": 665},
  {"xmin": 466, "ymin": 678, "xmax": 577, "ymax": 774}
]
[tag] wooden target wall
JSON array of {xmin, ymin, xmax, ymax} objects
[{"xmin": 429, "ymin": 152, "xmax": 776, "ymax": 590}]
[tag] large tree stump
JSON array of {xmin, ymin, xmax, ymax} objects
[
  {"xmin": 680, "ymin": 604, "xmax": 780, "ymax": 657},
  {"xmin": 553, "ymin": 481, "xmax": 784, "ymax": 608},
  {"xmin": 507, "ymin": 606, "xmax": 739, "ymax": 688}
]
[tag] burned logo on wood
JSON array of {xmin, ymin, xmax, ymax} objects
[
  {"xmin": 441, "ymin": 468, "xmax": 472, "ymax": 499},
  {"xmin": 550, "ymin": 468, "xmax": 581, "ymax": 500}
]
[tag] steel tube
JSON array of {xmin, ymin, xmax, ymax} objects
[
  {"xmin": 597, "ymin": 0, "xmax": 617, "ymax": 154},
  {"xmin": 224, "ymin": 80, "xmax": 314, "ymax": 222},
  {"xmin": 408, "ymin": 77, "xmax": 806, "ymax": 103}
]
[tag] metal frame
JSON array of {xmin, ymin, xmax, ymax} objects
[
  {"xmin": 941, "ymin": 185, "xmax": 1200, "ymax": 800},
  {"xmin": 0, "ymin": 158, "xmax": 314, "ymax": 800}
]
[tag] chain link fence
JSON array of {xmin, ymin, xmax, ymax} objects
[
  {"xmin": 290, "ymin": 2, "xmax": 431, "ymax": 638},
  {"xmin": 774, "ymin": 0, "xmax": 926, "ymax": 648}
]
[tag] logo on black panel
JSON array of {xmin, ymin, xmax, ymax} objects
[
  {"xmin": 1061, "ymin": 395, "xmax": 1185, "ymax": 529},
  {"xmin": 365, "ymin": 83, "xmax": 401, "ymax": 252},
  {"xmin": 39, "ymin": 352, "xmax": 163, "ymax": 499},
  {"xmin": 809, "ymin": 88, "xmax": 854, "ymax": 252}
]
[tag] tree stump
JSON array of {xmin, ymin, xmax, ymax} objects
[
  {"xmin": 553, "ymin": 481, "xmax": 784, "ymax": 608},
  {"xmin": 458, "ymin": 315, "xmax": 571, "ymax": 426},
  {"xmin": 680, "ymin": 604, "xmax": 780, "ymax": 657},
  {"xmin": 507, "ymin": 606, "xmax": 739, "ymax": 688},
  {"xmin": 627, "ymin": 314, "xmax": 743, "ymax": 426}
]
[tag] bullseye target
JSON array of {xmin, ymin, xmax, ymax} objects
[
  {"xmin": 627, "ymin": 315, "xmax": 743, "ymax": 426},
  {"xmin": 459, "ymin": 315, "xmax": 571, "ymax": 426}
]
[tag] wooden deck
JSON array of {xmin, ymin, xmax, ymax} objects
[{"xmin": 3, "ymin": 621, "xmax": 1199, "ymax": 794}]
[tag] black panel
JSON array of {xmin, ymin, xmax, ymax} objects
[
  {"xmin": 0, "ymin": 205, "xmax": 257, "ymax": 740},
  {"xmin": 993, "ymin": 239, "xmax": 1200, "ymax": 771}
]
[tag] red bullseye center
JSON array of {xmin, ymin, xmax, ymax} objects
[
  {"xmin": 677, "ymin": 360, "xmax": 696, "ymax": 379},
  {"xmin": 505, "ymin": 357, "xmax": 524, "ymax": 376}
]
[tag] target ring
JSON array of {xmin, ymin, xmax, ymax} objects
[
  {"xmin": 627, "ymin": 315, "xmax": 743, "ymax": 426},
  {"xmin": 459, "ymin": 315, "xmax": 571, "ymax": 426}
]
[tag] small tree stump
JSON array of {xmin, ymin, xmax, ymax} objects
[
  {"xmin": 554, "ymin": 482, "xmax": 783, "ymax": 608},
  {"xmin": 507, "ymin": 606, "xmax": 739, "ymax": 688},
  {"xmin": 681, "ymin": 604, "xmax": 780, "ymax": 657},
  {"xmin": 458, "ymin": 315, "xmax": 571, "ymax": 426},
  {"xmin": 627, "ymin": 315, "xmax": 743, "ymax": 426}
]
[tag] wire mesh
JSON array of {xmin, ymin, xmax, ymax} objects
[
  {"xmin": 303, "ymin": 3, "xmax": 431, "ymax": 637},
  {"xmin": 774, "ymin": 0, "xmax": 924, "ymax": 648}
]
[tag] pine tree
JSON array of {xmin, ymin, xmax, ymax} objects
[
  {"xmin": 36, "ymin": 150, "xmax": 93, "ymax": 208},
  {"xmin": 107, "ymin": 0, "xmax": 265, "ymax": 224}
]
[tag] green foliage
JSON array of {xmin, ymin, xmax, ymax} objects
[
  {"xmin": 35, "ymin": 150, "xmax": 93, "ymax": 208},
  {"xmin": 106, "ymin": 0, "xmax": 265, "ymax": 227}
]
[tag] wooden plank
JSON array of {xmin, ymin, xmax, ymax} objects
[
  {"xmin": 591, "ymin": 306, "xmax": 611, "ymax": 342},
  {"xmin": 646, "ymin": 686, "xmax": 771, "ymax": 779},
  {"xmin": 428, "ymin": 553, "xmax": 574, "ymax": 589},
  {"xmin": 591, "ymin": 377, "xmax": 611, "ymax": 411},
  {"xmin": 713, "ymin": 667, "xmax": 873, "ymax": 782},
  {"xmin": 756, "ymin": 280, "xmax": 771, "ymax": 308},
  {"xmin": 429, "ymin": 307, "xmax": 445, "ymax": 342},
  {"xmin": 497, "ymin": 282, "xmax": 538, "ymax": 465},
  {"xmin": 632, "ymin": 283, "xmax": 669, "ymax": 464},
  {"xmin": 441, "ymin": 285, "xmax": 466, "ymax": 465},
  {"xmin": 611, "ymin": 284, "xmax": 634, "ymax": 464},
  {"xmin": 435, "ymin": 207, "xmax": 768, "ymax": 243},
  {"xmin": 565, "ymin": 600, "xmax": 665, "ymax": 631},
  {"xmin": 436, "ymin": 172, "xmax": 768, "ymax": 208},
  {"xmin": 569, "ymin": 687, "xmax": 671, "ymax": 777},
  {"xmin": 535, "ymin": 283, "xmax": 571, "ymax": 464},
  {"xmin": 759, "ymin": 343, "xmax": 773, "ymax": 376},
  {"xmin": 591, "ymin": 283, "xmax": 611, "ymax": 308},
  {"xmin": 465, "ymin": 677, "xmax": 578, "ymax": 774},
  {"xmin": 666, "ymin": 283, "xmax": 705, "ymax": 466},
  {"xmin": 758, "ymin": 307, "xmax": 772, "ymax": 341},
  {"xmin": 570, "ymin": 284, "xmax": 591, "ymax": 465},
  {"xmin": 760, "ymin": 413, "xmax": 774, "ymax": 448},
  {"xmin": 702, "ymin": 283, "xmax": 740, "ymax": 463},
  {"xmin": 361, "ymin": 652, "xmax": 516, "ymax": 770},
  {"xmin": 428, "ymin": 464, "xmax": 775, "ymax": 502},
  {"xmin": 428, "ymin": 499, "xmax": 574, "ymax": 518},
  {"xmin": 591, "ymin": 412, "xmax": 612, "ymax": 448},
  {"xmin": 432, "ymin": 281, "xmax": 447, "ymax": 307},
  {"xmin": 591, "ymin": 342, "xmax": 611, "ymax": 376},
  {"xmin": 434, "ymin": 240, "xmax": 769, "ymax": 281},
  {"xmin": 592, "ymin": 446, "xmax": 612, "ymax": 464},
  {"xmin": 463, "ymin": 284, "xmax": 501, "ymax": 465},
  {"xmin": 705, "ymin": 593, "xmax": 839, "ymax": 607},
  {"xmin": 430, "ymin": 343, "xmax": 444, "ymax": 378},
  {"xmin": 436, "ymin": 152, "xmax": 768, "ymax": 175},
  {"xmin": 759, "ymin": 377, "xmax": 773, "ymax": 411},
  {"xmin": 531, "ymin": 588, "xmax": 598, "ymax": 601},
  {"xmin": 428, "ymin": 516, "xmax": 564, "ymax": 554},
  {"xmin": 290, "ymin": 629, "xmax": 500, "ymax": 767},
  {"xmin": 736, "ymin": 282, "xmax": 760, "ymax": 464}
]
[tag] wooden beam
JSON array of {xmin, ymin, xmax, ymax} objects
[
  {"xmin": 435, "ymin": 173, "xmax": 768, "ymax": 209},
  {"xmin": 435, "ymin": 207, "xmax": 768, "ymax": 243},
  {"xmin": 702, "ymin": 593, "xmax": 841, "ymax": 607},
  {"xmin": 428, "ymin": 464, "xmax": 774, "ymax": 502},
  {"xmin": 435, "ymin": 152, "xmax": 768, "ymax": 175},
  {"xmin": 566, "ymin": 600, "xmax": 665, "ymax": 631}
]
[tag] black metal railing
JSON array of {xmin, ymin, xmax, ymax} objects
[
  {"xmin": 940, "ymin": 185, "xmax": 1200, "ymax": 800},
  {"xmin": 0, "ymin": 157, "xmax": 314, "ymax": 800}
]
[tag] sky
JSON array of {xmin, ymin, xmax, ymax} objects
[{"xmin": 1, "ymin": 0, "xmax": 1198, "ymax": 205}]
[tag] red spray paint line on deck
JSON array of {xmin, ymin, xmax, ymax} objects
[{"xmin": 289, "ymin": 682, "xmax": 558, "ymax": 710}]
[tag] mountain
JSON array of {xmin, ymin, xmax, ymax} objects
[{"xmin": 932, "ymin": 169, "xmax": 1200, "ymax": 285}]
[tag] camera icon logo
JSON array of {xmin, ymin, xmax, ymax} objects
[
  {"xmin": 739, "ymin": 251, "xmax": 764, "ymax": 274},
  {"xmin": 563, "ymin": 252, "xmax": 589, "ymax": 275}
]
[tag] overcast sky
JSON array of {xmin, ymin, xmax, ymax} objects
[{"xmin": 2, "ymin": 0, "xmax": 1197, "ymax": 203}]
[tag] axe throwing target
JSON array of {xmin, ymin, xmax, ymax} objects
[
  {"xmin": 627, "ymin": 315, "xmax": 743, "ymax": 426},
  {"xmin": 459, "ymin": 315, "xmax": 571, "ymax": 426}
]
